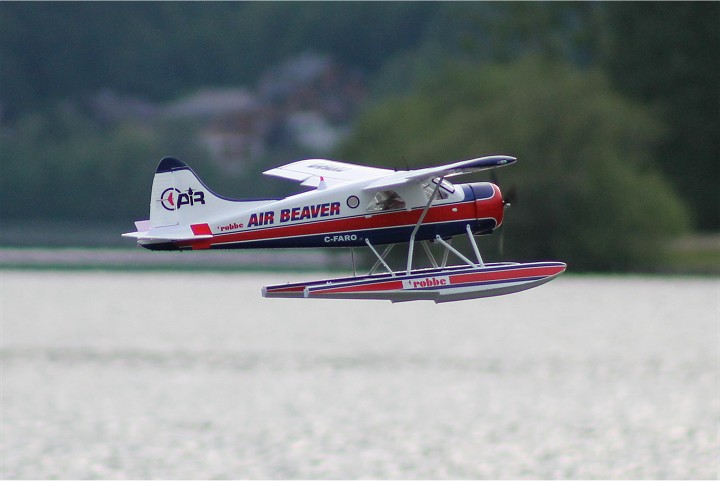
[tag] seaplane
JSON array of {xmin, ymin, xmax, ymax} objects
[{"xmin": 123, "ymin": 155, "xmax": 566, "ymax": 302}]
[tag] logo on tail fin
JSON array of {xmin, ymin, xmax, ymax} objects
[{"xmin": 160, "ymin": 187, "xmax": 205, "ymax": 211}]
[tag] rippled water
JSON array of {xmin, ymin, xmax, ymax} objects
[{"xmin": 1, "ymin": 271, "xmax": 718, "ymax": 479}]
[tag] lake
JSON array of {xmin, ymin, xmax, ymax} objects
[{"xmin": 1, "ymin": 271, "xmax": 718, "ymax": 479}]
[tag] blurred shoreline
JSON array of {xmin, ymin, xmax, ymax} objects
[
  {"xmin": 0, "ymin": 247, "xmax": 347, "ymax": 273},
  {"xmin": 2, "ymin": 221, "xmax": 718, "ymax": 275},
  {"xmin": 1, "ymin": 239, "xmax": 718, "ymax": 275}
]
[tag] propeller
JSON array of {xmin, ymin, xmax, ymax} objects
[
  {"xmin": 489, "ymin": 171, "xmax": 518, "ymax": 258},
  {"xmin": 503, "ymin": 185, "xmax": 518, "ymax": 208}
]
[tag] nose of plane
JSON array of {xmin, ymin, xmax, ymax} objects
[{"xmin": 470, "ymin": 182, "xmax": 505, "ymax": 231}]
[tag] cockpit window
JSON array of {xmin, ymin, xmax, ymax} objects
[
  {"xmin": 367, "ymin": 190, "xmax": 406, "ymax": 211},
  {"xmin": 422, "ymin": 178, "xmax": 454, "ymax": 200}
]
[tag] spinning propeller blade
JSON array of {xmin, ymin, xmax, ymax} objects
[{"xmin": 489, "ymin": 171, "xmax": 518, "ymax": 257}]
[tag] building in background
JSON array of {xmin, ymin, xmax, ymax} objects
[{"xmin": 152, "ymin": 53, "xmax": 367, "ymax": 173}]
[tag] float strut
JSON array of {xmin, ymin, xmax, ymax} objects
[
  {"xmin": 466, "ymin": 224, "xmax": 485, "ymax": 267},
  {"xmin": 351, "ymin": 247, "xmax": 357, "ymax": 277},
  {"xmin": 434, "ymin": 235, "xmax": 478, "ymax": 268},
  {"xmin": 421, "ymin": 241, "xmax": 438, "ymax": 268},
  {"xmin": 366, "ymin": 239, "xmax": 395, "ymax": 276},
  {"xmin": 441, "ymin": 237, "xmax": 452, "ymax": 267}
]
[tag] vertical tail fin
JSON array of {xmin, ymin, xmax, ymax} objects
[
  {"xmin": 124, "ymin": 157, "xmax": 278, "ymax": 247},
  {"xmin": 150, "ymin": 157, "xmax": 207, "ymax": 227},
  {"xmin": 149, "ymin": 157, "xmax": 242, "ymax": 228}
]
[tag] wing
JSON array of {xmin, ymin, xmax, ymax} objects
[
  {"xmin": 263, "ymin": 158, "xmax": 394, "ymax": 188},
  {"xmin": 362, "ymin": 155, "xmax": 516, "ymax": 192}
]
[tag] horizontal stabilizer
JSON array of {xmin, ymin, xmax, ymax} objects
[
  {"xmin": 122, "ymin": 223, "xmax": 213, "ymax": 242},
  {"xmin": 134, "ymin": 220, "xmax": 151, "ymax": 232}
]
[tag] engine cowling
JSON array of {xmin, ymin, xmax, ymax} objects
[{"xmin": 466, "ymin": 182, "xmax": 505, "ymax": 234}]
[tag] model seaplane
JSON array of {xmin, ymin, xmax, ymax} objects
[{"xmin": 123, "ymin": 155, "xmax": 565, "ymax": 302}]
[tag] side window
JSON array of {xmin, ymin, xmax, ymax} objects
[{"xmin": 367, "ymin": 190, "xmax": 406, "ymax": 212}]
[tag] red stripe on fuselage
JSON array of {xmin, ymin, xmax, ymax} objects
[
  {"xmin": 190, "ymin": 223, "xmax": 212, "ymax": 235},
  {"xmin": 180, "ymin": 200, "xmax": 481, "ymax": 249}
]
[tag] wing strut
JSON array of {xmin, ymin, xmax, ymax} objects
[{"xmin": 406, "ymin": 176, "xmax": 444, "ymax": 274}]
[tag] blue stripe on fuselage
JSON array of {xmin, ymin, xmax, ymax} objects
[
  {"xmin": 208, "ymin": 218, "xmax": 497, "ymax": 249},
  {"xmin": 141, "ymin": 218, "xmax": 497, "ymax": 251}
]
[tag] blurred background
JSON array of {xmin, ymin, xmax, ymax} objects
[
  {"xmin": 2, "ymin": 5, "xmax": 718, "ymax": 479},
  {"xmin": 1, "ymin": 2, "xmax": 718, "ymax": 273}
]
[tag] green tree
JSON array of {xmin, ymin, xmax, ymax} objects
[
  {"xmin": 340, "ymin": 59, "xmax": 689, "ymax": 271},
  {"xmin": 601, "ymin": 2, "xmax": 720, "ymax": 230},
  {"xmin": 0, "ymin": 2, "xmax": 438, "ymax": 118},
  {"xmin": 372, "ymin": 2, "xmax": 718, "ymax": 231},
  {"xmin": 0, "ymin": 108, "xmax": 210, "ymax": 223}
]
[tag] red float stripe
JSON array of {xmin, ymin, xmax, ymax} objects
[
  {"xmin": 449, "ymin": 266, "xmax": 564, "ymax": 285},
  {"xmin": 311, "ymin": 265, "xmax": 564, "ymax": 295},
  {"xmin": 313, "ymin": 279, "xmax": 405, "ymax": 294},
  {"xmin": 265, "ymin": 285, "xmax": 305, "ymax": 293}
]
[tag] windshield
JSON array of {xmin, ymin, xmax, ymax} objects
[{"xmin": 422, "ymin": 178, "xmax": 454, "ymax": 200}]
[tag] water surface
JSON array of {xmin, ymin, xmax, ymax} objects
[{"xmin": 1, "ymin": 271, "xmax": 717, "ymax": 479}]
